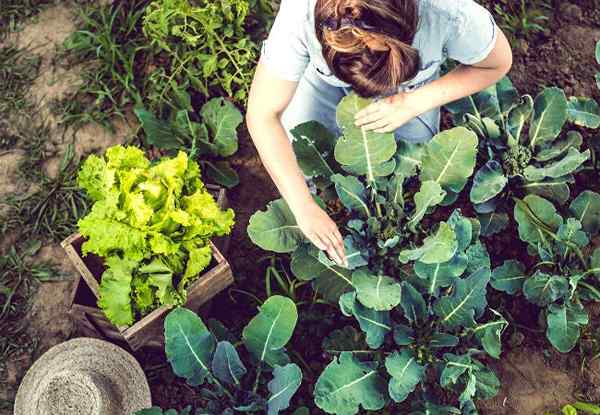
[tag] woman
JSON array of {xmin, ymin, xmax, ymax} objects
[{"xmin": 246, "ymin": 0, "xmax": 513, "ymax": 266}]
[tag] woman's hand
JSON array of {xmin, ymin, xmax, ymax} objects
[
  {"xmin": 293, "ymin": 200, "xmax": 347, "ymax": 267},
  {"xmin": 354, "ymin": 92, "xmax": 421, "ymax": 133}
]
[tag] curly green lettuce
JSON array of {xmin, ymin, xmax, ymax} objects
[{"xmin": 78, "ymin": 145, "xmax": 235, "ymax": 326}]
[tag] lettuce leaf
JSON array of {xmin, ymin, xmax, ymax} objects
[{"xmin": 98, "ymin": 256, "xmax": 139, "ymax": 326}]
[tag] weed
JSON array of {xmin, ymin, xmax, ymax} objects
[
  {"xmin": 0, "ymin": 45, "xmax": 41, "ymax": 119},
  {"xmin": 0, "ymin": 0, "xmax": 53, "ymax": 40},
  {"xmin": 0, "ymin": 241, "xmax": 63, "ymax": 380},
  {"xmin": 494, "ymin": 0, "xmax": 550, "ymax": 47}
]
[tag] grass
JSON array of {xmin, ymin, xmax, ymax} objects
[
  {"xmin": 53, "ymin": 0, "xmax": 152, "ymax": 130},
  {"xmin": 493, "ymin": 0, "xmax": 551, "ymax": 47},
  {"xmin": 0, "ymin": 241, "xmax": 63, "ymax": 382},
  {"xmin": 1, "ymin": 143, "xmax": 89, "ymax": 243},
  {"xmin": 0, "ymin": 45, "xmax": 41, "ymax": 119}
]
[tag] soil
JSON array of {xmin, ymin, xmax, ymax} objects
[{"xmin": 1, "ymin": 1, "xmax": 600, "ymax": 414}]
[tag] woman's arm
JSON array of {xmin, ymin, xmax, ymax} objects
[
  {"xmin": 246, "ymin": 61, "xmax": 347, "ymax": 265},
  {"xmin": 354, "ymin": 28, "xmax": 513, "ymax": 132}
]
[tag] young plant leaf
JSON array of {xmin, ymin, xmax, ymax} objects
[
  {"xmin": 399, "ymin": 222, "xmax": 458, "ymax": 265},
  {"xmin": 98, "ymin": 256, "xmax": 138, "ymax": 326},
  {"xmin": 291, "ymin": 121, "xmax": 336, "ymax": 179},
  {"xmin": 385, "ymin": 349, "xmax": 426, "ymax": 403},
  {"xmin": 202, "ymin": 160, "xmax": 239, "ymax": 189},
  {"xmin": 331, "ymin": 174, "xmax": 371, "ymax": 217},
  {"xmin": 522, "ymin": 271, "xmax": 569, "ymax": 307},
  {"xmin": 164, "ymin": 307, "xmax": 216, "ymax": 386},
  {"xmin": 472, "ymin": 310, "xmax": 508, "ymax": 359},
  {"xmin": 400, "ymin": 281, "xmax": 428, "ymax": 324},
  {"xmin": 200, "ymin": 97, "xmax": 243, "ymax": 157},
  {"xmin": 470, "ymin": 161, "xmax": 508, "ymax": 205},
  {"xmin": 567, "ymin": 96, "xmax": 600, "ymax": 129},
  {"xmin": 546, "ymin": 302, "xmax": 589, "ymax": 353},
  {"xmin": 507, "ymin": 94, "xmax": 534, "ymax": 144},
  {"xmin": 393, "ymin": 324, "xmax": 416, "ymax": 346},
  {"xmin": 314, "ymin": 352, "xmax": 387, "ymax": 415},
  {"xmin": 569, "ymin": 190, "xmax": 600, "ymax": 235},
  {"xmin": 535, "ymin": 130, "xmax": 583, "ymax": 162},
  {"xmin": 408, "ymin": 180, "xmax": 446, "ymax": 231},
  {"xmin": 523, "ymin": 148, "xmax": 590, "ymax": 181},
  {"xmin": 528, "ymin": 87, "xmax": 568, "ymax": 149},
  {"xmin": 339, "ymin": 292, "xmax": 392, "ymax": 349},
  {"xmin": 248, "ymin": 198, "xmax": 304, "ymax": 253},
  {"xmin": 413, "ymin": 254, "xmax": 468, "ymax": 296},
  {"xmin": 491, "ymin": 260, "xmax": 527, "ymax": 294},
  {"xmin": 242, "ymin": 296, "xmax": 298, "ymax": 367},
  {"xmin": 478, "ymin": 212, "xmax": 509, "ymax": 237},
  {"xmin": 520, "ymin": 177, "xmax": 572, "ymax": 205},
  {"xmin": 211, "ymin": 341, "xmax": 247, "ymax": 385},
  {"xmin": 514, "ymin": 195, "xmax": 563, "ymax": 247},
  {"xmin": 267, "ymin": 364, "xmax": 302, "ymax": 415},
  {"xmin": 434, "ymin": 268, "xmax": 490, "ymax": 330},
  {"xmin": 352, "ymin": 269, "xmax": 402, "ymax": 311}
]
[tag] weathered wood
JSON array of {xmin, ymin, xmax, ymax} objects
[
  {"xmin": 63, "ymin": 233, "xmax": 234, "ymax": 351},
  {"xmin": 206, "ymin": 184, "xmax": 231, "ymax": 255}
]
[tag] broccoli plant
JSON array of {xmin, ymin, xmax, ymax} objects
[
  {"xmin": 136, "ymin": 296, "xmax": 302, "ymax": 415},
  {"xmin": 135, "ymin": 95, "xmax": 243, "ymax": 189},
  {"xmin": 491, "ymin": 192, "xmax": 600, "ymax": 353},
  {"xmin": 248, "ymin": 93, "xmax": 506, "ymax": 412},
  {"xmin": 446, "ymin": 77, "xmax": 597, "ymax": 229}
]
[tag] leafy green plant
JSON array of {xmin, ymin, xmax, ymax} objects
[
  {"xmin": 493, "ymin": 0, "xmax": 550, "ymax": 47},
  {"xmin": 545, "ymin": 402, "xmax": 600, "ymax": 415},
  {"xmin": 248, "ymin": 93, "xmax": 505, "ymax": 412},
  {"xmin": 142, "ymin": 0, "xmax": 258, "ymax": 103},
  {"xmin": 136, "ymin": 296, "xmax": 302, "ymax": 415},
  {"xmin": 446, "ymin": 77, "xmax": 597, "ymax": 227},
  {"xmin": 490, "ymin": 193, "xmax": 600, "ymax": 353},
  {"xmin": 596, "ymin": 40, "xmax": 600, "ymax": 91},
  {"xmin": 135, "ymin": 96, "xmax": 243, "ymax": 188},
  {"xmin": 76, "ymin": 145, "xmax": 234, "ymax": 326}
]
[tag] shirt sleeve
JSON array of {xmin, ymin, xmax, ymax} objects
[
  {"xmin": 260, "ymin": 0, "xmax": 310, "ymax": 81},
  {"xmin": 445, "ymin": 0, "xmax": 498, "ymax": 65}
]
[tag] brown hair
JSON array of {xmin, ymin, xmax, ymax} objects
[{"xmin": 315, "ymin": 0, "xmax": 420, "ymax": 98}]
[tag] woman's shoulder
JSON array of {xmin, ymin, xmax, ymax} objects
[
  {"xmin": 417, "ymin": 0, "xmax": 478, "ymax": 23},
  {"xmin": 279, "ymin": 0, "xmax": 312, "ymax": 20}
]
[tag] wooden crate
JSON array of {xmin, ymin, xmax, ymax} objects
[
  {"xmin": 62, "ymin": 234, "xmax": 233, "ymax": 350},
  {"xmin": 206, "ymin": 184, "xmax": 231, "ymax": 255}
]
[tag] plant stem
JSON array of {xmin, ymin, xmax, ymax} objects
[{"xmin": 252, "ymin": 364, "xmax": 263, "ymax": 394}]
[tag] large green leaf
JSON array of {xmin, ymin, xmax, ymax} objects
[
  {"xmin": 470, "ymin": 161, "xmax": 508, "ymax": 204},
  {"xmin": 242, "ymin": 296, "xmax": 298, "ymax": 367},
  {"xmin": 445, "ymin": 88, "xmax": 501, "ymax": 124},
  {"xmin": 408, "ymin": 180, "xmax": 446, "ymax": 230},
  {"xmin": 399, "ymin": 222, "xmax": 458, "ymax": 265},
  {"xmin": 546, "ymin": 303, "xmax": 588, "ymax": 353},
  {"xmin": 267, "ymin": 363, "xmax": 303, "ymax": 415},
  {"xmin": 135, "ymin": 108, "xmax": 184, "ymax": 151},
  {"xmin": 331, "ymin": 174, "xmax": 370, "ymax": 217},
  {"xmin": 523, "ymin": 148, "xmax": 590, "ymax": 181},
  {"xmin": 491, "ymin": 260, "xmax": 526, "ymax": 294},
  {"xmin": 434, "ymin": 268, "xmax": 490, "ymax": 329},
  {"xmin": 528, "ymin": 87, "xmax": 568, "ymax": 149},
  {"xmin": 335, "ymin": 93, "xmax": 397, "ymax": 182},
  {"xmin": 291, "ymin": 121, "xmax": 336, "ymax": 179},
  {"xmin": 385, "ymin": 349, "xmax": 426, "ymax": 403},
  {"xmin": 441, "ymin": 354, "xmax": 500, "ymax": 405},
  {"xmin": 472, "ymin": 311, "xmax": 508, "ymax": 359},
  {"xmin": 290, "ymin": 244, "xmax": 353, "ymax": 303},
  {"xmin": 420, "ymin": 127, "xmax": 478, "ymax": 193},
  {"xmin": 557, "ymin": 218, "xmax": 589, "ymax": 248},
  {"xmin": 514, "ymin": 195, "xmax": 563, "ymax": 247},
  {"xmin": 413, "ymin": 254, "xmax": 468, "ymax": 296},
  {"xmin": 395, "ymin": 141, "xmax": 424, "ymax": 178},
  {"xmin": 535, "ymin": 131, "xmax": 583, "ymax": 162},
  {"xmin": 569, "ymin": 190, "xmax": 600, "ymax": 235},
  {"xmin": 164, "ymin": 307, "xmax": 215, "ymax": 386},
  {"xmin": 248, "ymin": 198, "xmax": 304, "ymax": 253},
  {"xmin": 522, "ymin": 271, "xmax": 569, "ymax": 307},
  {"xmin": 352, "ymin": 269, "xmax": 401, "ymax": 311},
  {"xmin": 507, "ymin": 95, "xmax": 534, "ymax": 144},
  {"xmin": 314, "ymin": 352, "xmax": 387, "ymax": 415},
  {"xmin": 200, "ymin": 97, "xmax": 243, "ymax": 157},
  {"xmin": 339, "ymin": 292, "xmax": 391, "ymax": 349},
  {"xmin": 495, "ymin": 76, "xmax": 521, "ymax": 114},
  {"xmin": 211, "ymin": 341, "xmax": 247, "ymax": 385},
  {"xmin": 567, "ymin": 96, "xmax": 600, "ymax": 129}
]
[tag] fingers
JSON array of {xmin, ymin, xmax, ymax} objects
[
  {"xmin": 323, "ymin": 227, "xmax": 347, "ymax": 267},
  {"xmin": 355, "ymin": 102, "xmax": 380, "ymax": 121},
  {"xmin": 362, "ymin": 118, "xmax": 392, "ymax": 132},
  {"xmin": 355, "ymin": 110, "xmax": 384, "ymax": 127},
  {"xmin": 306, "ymin": 231, "xmax": 327, "ymax": 252}
]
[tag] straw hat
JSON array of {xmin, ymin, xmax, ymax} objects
[{"xmin": 14, "ymin": 337, "xmax": 152, "ymax": 415}]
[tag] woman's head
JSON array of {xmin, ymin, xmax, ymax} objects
[{"xmin": 315, "ymin": 0, "xmax": 420, "ymax": 98}]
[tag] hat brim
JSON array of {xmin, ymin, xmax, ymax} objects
[{"xmin": 15, "ymin": 337, "xmax": 152, "ymax": 415}]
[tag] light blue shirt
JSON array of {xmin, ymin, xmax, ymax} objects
[{"xmin": 262, "ymin": 0, "xmax": 498, "ymax": 143}]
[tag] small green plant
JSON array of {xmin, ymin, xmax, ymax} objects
[
  {"xmin": 76, "ymin": 146, "xmax": 234, "ymax": 326},
  {"xmin": 494, "ymin": 0, "xmax": 550, "ymax": 46},
  {"xmin": 490, "ymin": 192, "xmax": 600, "ymax": 353},
  {"xmin": 446, "ymin": 76, "xmax": 598, "ymax": 227},
  {"xmin": 0, "ymin": 45, "xmax": 41, "ymax": 119},
  {"xmin": 136, "ymin": 296, "xmax": 302, "ymax": 415},
  {"xmin": 248, "ymin": 94, "xmax": 504, "ymax": 412},
  {"xmin": 596, "ymin": 40, "xmax": 600, "ymax": 91},
  {"xmin": 135, "ymin": 95, "xmax": 243, "ymax": 188},
  {"xmin": 545, "ymin": 402, "xmax": 600, "ymax": 415},
  {"xmin": 142, "ymin": 0, "xmax": 258, "ymax": 103},
  {"xmin": 0, "ymin": 0, "xmax": 52, "ymax": 40}
]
